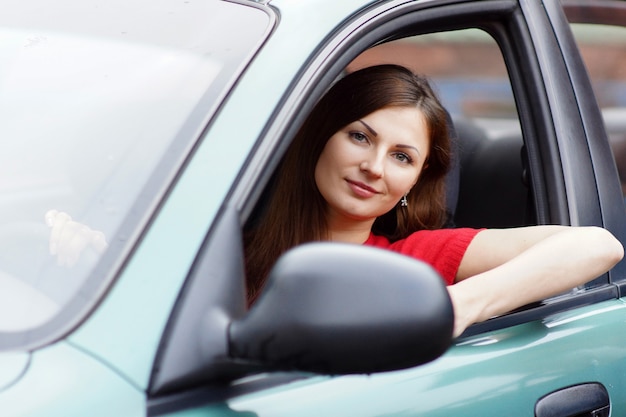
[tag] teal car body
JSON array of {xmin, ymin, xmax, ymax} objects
[{"xmin": 2, "ymin": 0, "xmax": 626, "ymax": 416}]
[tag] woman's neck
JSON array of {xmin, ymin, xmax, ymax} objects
[{"xmin": 326, "ymin": 218, "xmax": 375, "ymax": 244}]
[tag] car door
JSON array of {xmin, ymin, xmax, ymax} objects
[{"xmin": 148, "ymin": 1, "xmax": 626, "ymax": 416}]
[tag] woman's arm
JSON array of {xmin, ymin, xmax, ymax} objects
[{"xmin": 448, "ymin": 225, "xmax": 624, "ymax": 337}]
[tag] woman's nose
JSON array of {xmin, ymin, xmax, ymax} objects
[{"xmin": 359, "ymin": 153, "xmax": 384, "ymax": 178}]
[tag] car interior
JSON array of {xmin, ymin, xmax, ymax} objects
[{"xmin": 451, "ymin": 116, "xmax": 532, "ymax": 229}]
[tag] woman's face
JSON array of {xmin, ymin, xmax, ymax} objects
[{"xmin": 314, "ymin": 106, "xmax": 430, "ymax": 225}]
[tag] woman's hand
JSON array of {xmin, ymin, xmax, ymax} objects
[{"xmin": 44, "ymin": 210, "xmax": 108, "ymax": 267}]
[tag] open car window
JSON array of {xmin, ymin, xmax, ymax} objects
[
  {"xmin": 244, "ymin": 26, "xmax": 533, "ymax": 342},
  {"xmin": 245, "ymin": 23, "xmax": 608, "ymax": 335}
]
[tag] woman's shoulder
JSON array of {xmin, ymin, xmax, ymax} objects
[{"xmin": 366, "ymin": 228, "xmax": 482, "ymax": 251}]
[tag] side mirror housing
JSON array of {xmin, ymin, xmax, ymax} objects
[{"xmin": 229, "ymin": 243, "xmax": 454, "ymax": 374}]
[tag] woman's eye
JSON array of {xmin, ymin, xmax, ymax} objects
[
  {"xmin": 394, "ymin": 152, "xmax": 413, "ymax": 164},
  {"xmin": 349, "ymin": 131, "xmax": 368, "ymax": 143}
]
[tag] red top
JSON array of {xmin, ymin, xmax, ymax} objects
[{"xmin": 364, "ymin": 228, "xmax": 482, "ymax": 285}]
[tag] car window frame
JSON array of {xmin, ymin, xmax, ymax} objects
[
  {"xmin": 246, "ymin": 0, "xmax": 620, "ymax": 330},
  {"xmin": 241, "ymin": 0, "xmax": 621, "ymax": 332}
]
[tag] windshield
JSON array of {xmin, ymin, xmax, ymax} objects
[{"xmin": 0, "ymin": 0, "xmax": 271, "ymax": 338}]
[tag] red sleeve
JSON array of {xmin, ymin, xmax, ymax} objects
[{"xmin": 364, "ymin": 228, "xmax": 482, "ymax": 285}]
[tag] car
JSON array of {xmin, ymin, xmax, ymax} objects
[{"xmin": 1, "ymin": 0, "xmax": 626, "ymax": 416}]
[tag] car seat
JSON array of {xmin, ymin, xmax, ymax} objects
[{"xmin": 452, "ymin": 117, "xmax": 531, "ymax": 228}]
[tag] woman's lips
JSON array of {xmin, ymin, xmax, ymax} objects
[{"xmin": 346, "ymin": 179, "xmax": 379, "ymax": 198}]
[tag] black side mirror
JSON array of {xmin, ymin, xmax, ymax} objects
[{"xmin": 229, "ymin": 243, "xmax": 454, "ymax": 374}]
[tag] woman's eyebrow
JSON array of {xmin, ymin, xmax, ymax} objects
[
  {"xmin": 398, "ymin": 144, "xmax": 421, "ymax": 155},
  {"xmin": 358, "ymin": 119, "xmax": 378, "ymax": 137}
]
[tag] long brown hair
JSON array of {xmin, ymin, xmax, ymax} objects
[{"xmin": 245, "ymin": 64, "xmax": 450, "ymax": 304}]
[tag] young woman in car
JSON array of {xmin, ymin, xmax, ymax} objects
[{"xmin": 244, "ymin": 64, "xmax": 623, "ymax": 337}]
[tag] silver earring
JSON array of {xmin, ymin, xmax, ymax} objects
[{"xmin": 401, "ymin": 194, "xmax": 408, "ymax": 207}]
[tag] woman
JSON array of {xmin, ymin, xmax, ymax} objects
[{"xmin": 245, "ymin": 64, "xmax": 623, "ymax": 337}]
